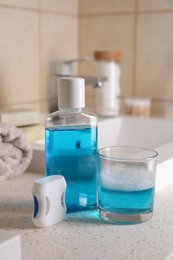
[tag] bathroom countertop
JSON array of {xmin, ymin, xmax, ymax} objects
[{"xmin": 0, "ymin": 171, "xmax": 173, "ymax": 260}]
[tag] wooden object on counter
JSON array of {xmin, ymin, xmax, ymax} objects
[
  {"xmin": 123, "ymin": 98, "xmax": 151, "ymax": 117},
  {"xmin": 0, "ymin": 108, "xmax": 40, "ymax": 127},
  {"xmin": 18, "ymin": 124, "xmax": 44, "ymax": 143}
]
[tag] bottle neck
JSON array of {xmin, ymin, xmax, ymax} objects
[{"xmin": 58, "ymin": 107, "xmax": 84, "ymax": 113}]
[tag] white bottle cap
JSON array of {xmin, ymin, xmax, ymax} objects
[
  {"xmin": 32, "ymin": 175, "xmax": 66, "ymax": 228},
  {"xmin": 58, "ymin": 77, "xmax": 85, "ymax": 109}
]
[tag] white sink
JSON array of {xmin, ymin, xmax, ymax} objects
[
  {"xmin": 29, "ymin": 115, "xmax": 173, "ymax": 192},
  {"xmin": 98, "ymin": 116, "xmax": 173, "ymax": 148}
]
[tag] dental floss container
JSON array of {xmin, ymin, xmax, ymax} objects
[{"xmin": 32, "ymin": 175, "xmax": 66, "ymax": 228}]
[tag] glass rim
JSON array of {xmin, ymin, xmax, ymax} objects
[{"xmin": 97, "ymin": 146, "xmax": 158, "ymax": 161}]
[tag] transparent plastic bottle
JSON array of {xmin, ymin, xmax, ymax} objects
[
  {"xmin": 45, "ymin": 77, "xmax": 98, "ymax": 213},
  {"xmin": 94, "ymin": 50, "xmax": 122, "ymax": 117}
]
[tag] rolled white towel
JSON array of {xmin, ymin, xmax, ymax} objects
[{"xmin": 0, "ymin": 122, "xmax": 32, "ymax": 181}]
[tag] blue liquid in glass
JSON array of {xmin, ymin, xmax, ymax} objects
[
  {"xmin": 98, "ymin": 186, "xmax": 155, "ymax": 214},
  {"xmin": 45, "ymin": 126, "xmax": 97, "ymax": 213}
]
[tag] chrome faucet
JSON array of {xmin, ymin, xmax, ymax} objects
[{"xmin": 49, "ymin": 57, "xmax": 107, "ymax": 112}]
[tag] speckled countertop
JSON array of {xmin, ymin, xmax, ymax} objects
[{"xmin": 0, "ymin": 171, "xmax": 173, "ymax": 260}]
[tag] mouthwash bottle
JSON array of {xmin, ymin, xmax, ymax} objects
[{"xmin": 45, "ymin": 77, "xmax": 98, "ymax": 213}]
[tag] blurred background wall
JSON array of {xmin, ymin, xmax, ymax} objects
[
  {"xmin": 0, "ymin": 0, "xmax": 78, "ymax": 112},
  {"xmin": 0, "ymin": 0, "xmax": 173, "ymax": 116}
]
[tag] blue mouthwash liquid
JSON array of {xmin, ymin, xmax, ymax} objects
[
  {"xmin": 98, "ymin": 186, "xmax": 155, "ymax": 214},
  {"xmin": 45, "ymin": 126, "xmax": 97, "ymax": 213}
]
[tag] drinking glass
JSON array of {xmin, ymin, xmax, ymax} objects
[{"xmin": 97, "ymin": 146, "xmax": 158, "ymax": 224}]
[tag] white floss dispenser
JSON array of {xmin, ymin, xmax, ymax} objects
[{"xmin": 32, "ymin": 175, "xmax": 66, "ymax": 228}]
